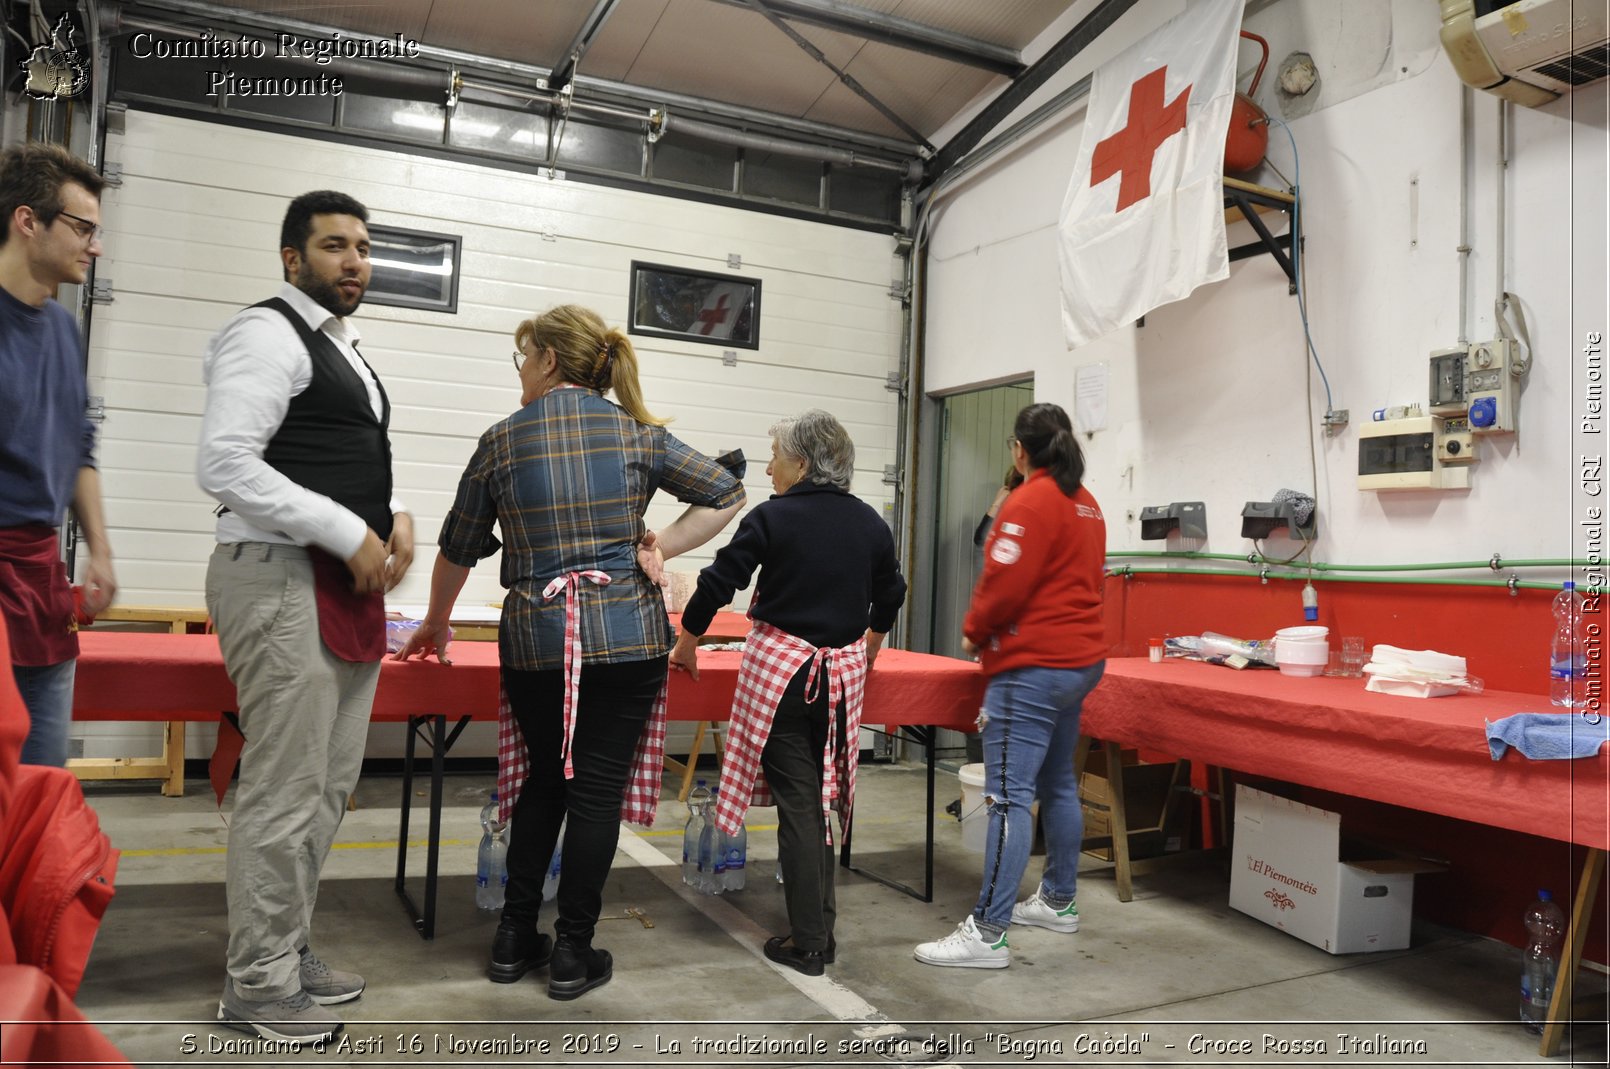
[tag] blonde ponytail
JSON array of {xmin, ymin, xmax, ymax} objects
[
  {"xmin": 515, "ymin": 305, "xmax": 668, "ymax": 427},
  {"xmin": 601, "ymin": 328, "xmax": 666, "ymax": 427}
]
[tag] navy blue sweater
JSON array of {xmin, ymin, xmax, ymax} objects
[
  {"xmin": 0, "ymin": 287, "xmax": 94, "ymax": 527},
  {"xmin": 681, "ymin": 482, "xmax": 906, "ymax": 649}
]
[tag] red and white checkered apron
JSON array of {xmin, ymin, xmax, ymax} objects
[
  {"xmin": 496, "ymin": 570, "xmax": 668, "ymax": 826},
  {"xmin": 712, "ymin": 620, "xmax": 867, "ymax": 845}
]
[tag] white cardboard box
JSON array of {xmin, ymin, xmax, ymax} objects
[{"xmin": 1229, "ymin": 784, "xmax": 1435, "ymax": 954}]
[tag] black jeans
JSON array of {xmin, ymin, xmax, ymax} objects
[
  {"xmin": 501, "ymin": 657, "xmax": 664, "ymax": 945},
  {"xmin": 760, "ymin": 665, "xmax": 846, "ymax": 953}
]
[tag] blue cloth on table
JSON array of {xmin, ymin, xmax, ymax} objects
[{"xmin": 1486, "ymin": 712, "xmax": 1610, "ymax": 760}]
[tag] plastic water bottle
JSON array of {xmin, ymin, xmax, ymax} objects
[
  {"xmin": 1520, "ymin": 889, "xmax": 1567, "ymax": 1032},
  {"xmin": 542, "ymin": 824, "xmax": 563, "ymax": 901},
  {"xmin": 723, "ymin": 818, "xmax": 748, "ymax": 891},
  {"xmin": 476, "ymin": 791, "xmax": 508, "ymax": 911},
  {"xmin": 1551, "ymin": 581, "xmax": 1587, "ymax": 707},
  {"xmin": 697, "ymin": 794, "xmax": 722, "ymax": 895},
  {"xmin": 705, "ymin": 788, "xmax": 730, "ymax": 888},
  {"xmin": 682, "ymin": 780, "xmax": 710, "ymax": 888}
]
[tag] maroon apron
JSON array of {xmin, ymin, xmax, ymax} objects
[
  {"xmin": 308, "ymin": 547, "xmax": 385, "ymax": 662},
  {"xmin": 0, "ymin": 526, "xmax": 78, "ymax": 667}
]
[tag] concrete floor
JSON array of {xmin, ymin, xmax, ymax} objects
[{"xmin": 73, "ymin": 762, "xmax": 1607, "ymax": 1067}]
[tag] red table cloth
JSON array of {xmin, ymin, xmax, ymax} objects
[
  {"xmin": 72, "ymin": 631, "xmax": 984, "ymax": 731},
  {"xmin": 1083, "ymin": 658, "xmax": 1610, "ymax": 850}
]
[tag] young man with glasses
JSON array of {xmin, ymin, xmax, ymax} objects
[{"xmin": 0, "ymin": 142, "xmax": 117, "ymax": 766}]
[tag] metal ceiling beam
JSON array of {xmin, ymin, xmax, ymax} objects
[
  {"xmin": 710, "ymin": 0, "xmax": 1024, "ymax": 77},
  {"xmin": 926, "ymin": 0, "xmax": 1139, "ymax": 182},
  {"xmin": 109, "ymin": 0, "xmax": 924, "ymax": 158},
  {"xmin": 548, "ymin": 0, "xmax": 621, "ymax": 93},
  {"xmin": 740, "ymin": 0, "xmax": 932, "ymax": 150}
]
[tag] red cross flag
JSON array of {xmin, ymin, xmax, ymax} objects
[{"xmin": 1058, "ymin": 0, "xmax": 1245, "ymax": 349}]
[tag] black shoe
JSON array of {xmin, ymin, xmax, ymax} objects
[
  {"xmin": 764, "ymin": 935, "xmax": 825, "ymax": 977},
  {"xmin": 548, "ymin": 939, "xmax": 612, "ymax": 1001},
  {"xmin": 488, "ymin": 922, "xmax": 553, "ymax": 984}
]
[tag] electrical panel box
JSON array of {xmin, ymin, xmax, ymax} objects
[
  {"xmin": 1437, "ymin": 417, "xmax": 1476, "ymax": 465},
  {"xmin": 1428, "ymin": 347, "xmax": 1467, "ymax": 417},
  {"xmin": 1465, "ymin": 338, "xmax": 1517, "ymax": 434},
  {"xmin": 1358, "ymin": 415, "xmax": 1472, "ymax": 491}
]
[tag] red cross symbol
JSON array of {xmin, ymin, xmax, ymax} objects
[
  {"xmin": 696, "ymin": 294, "xmax": 731, "ymax": 335},
  {"xmin": 1090, "ymin": 66, "xmax": 1192, "ymax": 213}
]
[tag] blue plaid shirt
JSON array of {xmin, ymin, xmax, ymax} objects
[{"xmin": 439, "ymin": 386, "xmax": 744, "ymax": 670}]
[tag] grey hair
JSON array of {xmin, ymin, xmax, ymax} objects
[{"xmin": 770, "ymin": 409, "xmax": 855, "ymax": 491}]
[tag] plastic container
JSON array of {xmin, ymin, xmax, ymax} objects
[
  {"xmin": 957, "ymin": 763, "xmax": 1036, "ymax": 852},
  {"xmin": 1274, "ymin": 625, "xmax": 1329, "ymax": 677},
  {"xmin": 1200, "ymin": 631, "xmax": 1278, "ymax": 665},
  {"xmin": 1147, "ymin": 637, "xmax": 1164, "ymax": 663},
  {"xmin": 542, "ymin": 821, "xmax": 564, "ymax": 901},
  {"xmin": 681, "ymin": 781, "xmax": 709, "ymax": 888},
  {"xmin": 1520, "ymin": 889, "xmax": 1567, "ymax": 1033},
  {"xmin": 1551, "ymin": 582, "xmax": 1586, "ymax": 708},
  {"xmin": 475, "ymin": 791, "xmax": 507, "ymax": 911},
  {"xmin": 722, "ymin": 819, "xmax": 747, "ymax": 891},
  {"xmin": 708, "ymin": 790, "xmax": 728, "ymax": 892}
]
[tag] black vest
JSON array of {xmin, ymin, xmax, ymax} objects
[{"xmin": 257, "ymin": 298, "xmax": 394, "ymax": 542}]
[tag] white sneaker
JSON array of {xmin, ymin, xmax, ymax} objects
[
  {"xmin": 913, "ymin": 915, "xmax": 1009, "ymax": 969},
  {"xmin": 1011, "ymin": 885, "xmax": 1079, "ymax": 933}
]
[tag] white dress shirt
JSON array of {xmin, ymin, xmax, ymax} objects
[{"xmin": 197, "ymin": 283, "xmax": 404, "ymax": 560}]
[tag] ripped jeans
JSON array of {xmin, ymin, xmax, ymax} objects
[{"xmin": 972, "ymin": 661, "xmax": 1106, "ymax": 934}]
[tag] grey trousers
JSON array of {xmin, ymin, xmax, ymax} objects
[{"xmin": 206, "ymin": 543, "xmax": 378, "ymax": 1000}]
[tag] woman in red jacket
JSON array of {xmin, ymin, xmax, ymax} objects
[{"xmin": 915, "ymin": 402, "xmax": 1105, "ymax": 969}]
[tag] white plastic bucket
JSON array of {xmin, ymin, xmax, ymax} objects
[{"xmin": 957, "ymin": 764, "xmax": 1038, "ymax": 853}]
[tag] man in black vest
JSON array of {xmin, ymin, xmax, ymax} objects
[{"xmin": 197, "ymin": 190, "xmax": 413, "ymax": 1043}]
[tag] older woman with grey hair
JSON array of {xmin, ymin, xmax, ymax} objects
[{"xmin": 670, "ymin": 409, "xmax": 906, "ymax": 976}]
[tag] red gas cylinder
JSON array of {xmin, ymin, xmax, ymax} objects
[{"xmin": 1224, "ymin": 31, "xmax": 1270, "ymax": 174}]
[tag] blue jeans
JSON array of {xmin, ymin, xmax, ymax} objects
[
  {"xmin": 15, "ymin": 659, "xmax": 76, "ymax": 767},
  {"xmin": 972, "ymin": 661, "xmax": 1106, "ymax": 934}
]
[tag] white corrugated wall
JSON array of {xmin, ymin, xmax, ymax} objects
[{"xmin": 82, "ymin": 108, "xmax": 904, "ymax": 759}]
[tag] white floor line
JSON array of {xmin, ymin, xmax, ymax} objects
[{"xmin": 616, "ymin": 829, "xmax": 961, "ymax": 1063}]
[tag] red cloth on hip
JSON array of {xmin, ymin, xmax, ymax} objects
[
  {"xmin": 496, "ymin": 570, "xmax": 667, "ymax": 827},
  {"xmin": 309, "ymin": 547, "xmax": 385, "ymax": 662},
  {"xmin": 0, "ymin": 526, "xmax": 77, "ymax": 666},
  {"xmin": 713, "ymin": 620, "xmax": 867, "ymax": 845}
]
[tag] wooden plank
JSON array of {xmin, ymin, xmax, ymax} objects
[
  {"xmin": 67, "ymin": 756, "xmax": 171, "ymax": 779},
  {"xmin": 1541, "ymin": 848, "xmax": 1605, "ymax": 1056}
]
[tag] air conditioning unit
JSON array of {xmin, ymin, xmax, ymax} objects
[{"xmin": 1439, "ymin": 0, "xmax": 1609, "ymax": 107}]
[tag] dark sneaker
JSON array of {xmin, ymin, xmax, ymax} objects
[
  {"xmin": 488, "ymin": 922, "xmax": 554, "ymax": 984},
  {"xmin": 298, "ymin": 946, "xmax": 365, "ymax": 1004},
  {"xmin": 763, "ymin": 935, "xmax": 824, "ymax": 977},
  {"xmin": 547, "ymin": 939, "xmax": 612, "ymax": 1001},
  {"xmin": 218, "ymin": 981, "xmax": 342, "ymax": 1043}
]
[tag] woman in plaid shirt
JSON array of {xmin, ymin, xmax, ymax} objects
[
  {"xmin": 669, "ymin": 409, "xmax": 906, "ymax": 977},
  {"xmin": 397, "ymin": 305, "xmax": 744, "ymax": 1000}
]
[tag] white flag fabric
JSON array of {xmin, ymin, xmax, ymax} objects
[{"xmin": 1058, "ymin": 0, "xmax": 1245, "ymax": 349}]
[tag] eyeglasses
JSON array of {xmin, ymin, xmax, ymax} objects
[
  {"xmin": 54, "ymin": 210, "xmax": 104, "ymax": 244},
  {"xmin": 1006, "ymin": 437, "xmax": 1020, "ymax": 449},
  {"xmin": 512, "ymin": 349, "xmax": 524, "ymax": 371}
]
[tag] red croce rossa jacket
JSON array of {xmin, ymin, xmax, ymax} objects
[{"xmin": 963, "ymin": 469, "xmax": 1106, "ymax": 677}]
